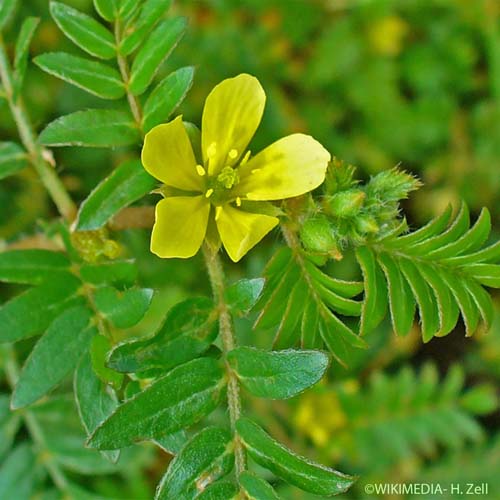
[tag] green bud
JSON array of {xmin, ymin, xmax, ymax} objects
[
  {"xmin": 355, "ymin": 214, "xmax": 379, "ymax": 234},
  {"xmin": 327, "ymin": 189, "xmax": 365, "ymax": 217},
  {"xmin": 300, "ymin": 217, "xmax": 340, "ymax": 257}
]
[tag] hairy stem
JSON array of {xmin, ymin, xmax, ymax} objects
[
  {"xmin": 114, "ymin": 22, "xmax": 143, "ymax": 131},
  {"xmin": 0, "ymin": 37, "xmax": 76, "ymax": 221},
  {"xmin": 202, "ymin": 244, "xmax": 247, "ymax": 478},
  {"xmin": 3, "ymin": 346, "xmax": 70, "ymax": 493}
]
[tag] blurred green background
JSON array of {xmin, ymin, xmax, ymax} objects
[{"xmin": 1, "ymin": 0, "xmax": 499, "ymax": 498}]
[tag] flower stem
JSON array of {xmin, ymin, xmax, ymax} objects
[
  {"xmin": 0, "ymin": 37, "xmax": 76, "ymax": 221},
  {"xmin": 2, "ymin": 346, "xmax": 70, "ymax": 493},
  {"xmin": 202, "ymin": 244, "xmax": 247, "ymax": 479}
]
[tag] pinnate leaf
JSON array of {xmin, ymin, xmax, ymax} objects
[
  {"xmin": 0, "ymin": 142, "xmax": 27, "ymax": 180},
  {"xmin": 225, "ymin": 278, "xmax": 265, "ymax": 316},
  {"xmin": 239, "ymin": 472, "xmax": 279, "ymax": 500}
]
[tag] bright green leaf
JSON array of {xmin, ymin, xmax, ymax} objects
[
  {"xmin": 237, "ymin": 418, "xmax": 355, "ymax": 496},
  {"xmin": 129, "ymin": 17, "xmax": 187, "ymax": 96},
  {"xmin": 142, "ymin": 66, "xmax": 194, "ymax": 132},
  {"xmin": 0, "ymin": 445, "xmax": 35, "ymax": 500},
  {"xmin": 93, "ymin": 0, "xmax": 117, "ymax": 22},
  {"xmin": 225, "ymin": 278, "xmax": 265, "ymax": 316},
  {"xmin": 90, "ymin": 335, "xmax": 124, "ymax": 388},
  {"xmin": 155, "ymin": 427, "xmax": 234, "ymax": 500},
  {"xmin": 88, "ymin": 358, "xmax": 225, "ymax": 450},
  {"xmin": 12, "ymin": 305, "xmax": 96, "ymax": 408},
  {"xmin": 0, "ymin": 142, "xmax": 27, "ymax": 180},
  {"xmin": 76, "ymin": 159, "xmax": 156, "ymax": 230},
  {"xmin": 228, "ymin": 347, "xmax": 329, "ymax": 399},
  {"xmin": 239, "ymin": 472, "xmax": 279, "ymax": 500},
  {"xmin": 0, "ymin": 273, "xmax": 83, "ymax": 342},
  {"xmin": 39, "ymin": 109, "xmax": 140, "ymax": 147},
  {"xmin": 94, "ymin": 286, "xmax": 153, "ymax": 328},
  {"xmin": 196, "ymin": 482, "xmax": 238, "ymax": 500},
  {"xmin": 13, "ymin": 17, "xmax": 39, "ymax": 93},
  {"xmin": 80, "ymin": 260, "xmax": 137, "ymax": 287},
  {"xmin": 154, "ymin": 430, "xmax": 187, "ymax": 456},
  {"xmin": 34, "ymin": 52, "xmax": 125, "ymax": 99},
  {"xmin": 50, "ymin": 1, "xmax": 116, "ymax": 59},
  {"xmin": 0, "ymin": 0, "xmax": 16, "ymax": 30},
  {"xmin": 0, "ymin": 395, "xmax": 20, "ymax": 460},
  {"xmin": 0, "ymin": 249, "xmax": 69, "ymax": 284}
]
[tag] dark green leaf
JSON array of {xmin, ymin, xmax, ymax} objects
[
  {"xmin": 0, "ymin": 249, "xmax": 69, "ymax": 284},
  {"xmin": 0, "ymin": 445, "xmax": 35, "ymax": 500},
  {"xmin": 239, "ymin": 472, "xmax": 279, "ymax": 500},
  {"xmin": 94, "ymin": 286, "xmax": 153, "ymax": 328},
  {"xmin": 75, "ymin": 352, "xmax": 120, "ymax": 463},
  {"xmin": 155, "ymin": 427, "xmax": 234, "ymax": 500},
  {"xmin": 0, "ymin": 142, "xmax": 27, "ymax": 180},
  {"xmin": 34, "ymin": 52, "xmax": 124, "ymax": 99},
  {"xmin": 90, "ymin": 335, "xmax": 124, "ymax": 388},
  {"xmin": 142, "ymin": 66, "xmax": 194, "ymax": 132},
  {"xmin": 80, "ymin": 260, "xmax": 137, "ymax": 287},
  {"xmin": 120, "ymin": 0, "xmax": 173, "ymax": 55},
  {"xmin": 0, "ymin": 395, "xmax": 20, "ymax": 460},
  {"xmin": 76, "ymin": 159, "xmax": 156, "ymax": 230},
  {"xmin": 154, "ymin": 430, "xmax": 187, "ymax": 455},
  {"xmin": 0, "ymin": 273, "xmax": 83, "ymax": 342},
  {"xmin": 93, "ymin": 0, "xmax": 117, "ymax": 22},
  {"xmin": 39, "ymin": 109, "xmax": 140, "ymax": 147},
  {"xmin": 88, "ymin": 358, "xmax": 225, "ymax": 450},
  {"xmin": 228, "ymin": 347, "xmax": 329, "ymax": 399},
  {"xmin": 129, "ymin": 17, "xmax": 187, "ymax": 96},
  {"xmin": 225, "ymin": 278, "xmax": 265, "ymax": 316},
  {"xmin": 196, "ymin": 482, "xmax": 238, "ymax": 500},
  {"xmin": 13, "ymin": 17, "xmax": 39, "ymax": 92},
  {"xmin": 12, "ymin": 306, "xmax": 96, "ymax": 408},
  {"xmin": 237, "ymin": 418, "xmax": 355, "ymax": 496},
  {"xmin": 108, "ymin": 297, "xmax": 217, "ymax": 373},
  {"xmin": 50, "ymin": 1, "xmax": 116, "ymax": 59},
  {"xmin": 0, "ymin": 0, "xmax": 16, "ymax": 30}
]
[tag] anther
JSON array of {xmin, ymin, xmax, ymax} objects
[
  {"xmin": 228, "ymin": 149, "xmax": 238, "ymax": 159},
  {"xmin": 236, "ymin": 197, "xmax": 242, "ymax": 207},
  {"xmin": 207, "ymin": 142, "xmax": 217, "ymax": 158},
  {"xmin": 240, "ymin": 150, "xmax": 251, "ymax": 165},
  {"xmin": 215, "ymin": 206, "xmax": 222, "ymax": 220},
  {"xmin": 196, "ymin": 165, "xmax": 206, "ymax": 176},
  {"xmin": 205, "ymin": 189, "xmax": 214, "ymax": 198}
]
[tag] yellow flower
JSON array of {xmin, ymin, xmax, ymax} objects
[{"xmin": 141, "ymin": 74, "xmax": 330, "ymax": 262}]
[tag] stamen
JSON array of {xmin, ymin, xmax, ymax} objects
[
  {"xmin": 240, "ymin": 150, "xmax": 251, "ymax": 165},
  {"xmin": 196, "ymin": 164, "xmax": 206, "ymax": 176},
  {"xmin": 215, "ymin": 206, "xmax": 222, "ymax": 220},
  {"xmin": 236, "ymin": 197, "xmax": 241, "ymax": 207},
  {"xmin": 207, "ymin": 142, "xmax": 217, "ymax": 158},
  {"xmin": 228, "ymin": 148, "xmax": 238, "ymax": 159},
  {"xmin": 205, "ymin": 189, "xmax": 214, "ymax": 198}
]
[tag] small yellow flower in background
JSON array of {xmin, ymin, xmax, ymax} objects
[
  {"xmin": 141, "ymin": 74, "xmax": 330, "ymax": 262},
  {"xmin": 369, "ymin": 15, "xmax": 409, "ymax": 56}
]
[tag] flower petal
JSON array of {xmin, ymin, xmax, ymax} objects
[
  {"xmin": 151, "ymin": 196, "xmax": 210, "ymax": 258},
  {"xmin": 216, "ymin": 204, "xmax": 278, "ymax": 262},
  {"xmin": 142, "ymin": 116, "xmax": 203, "ymax": 191},
  {"xmin": 202, "ymin": 74, "xmax": 265, "ymax": 174},
  {"xmin": 235, "ymin": 134, "xmax": 330, "ymax": 201}
]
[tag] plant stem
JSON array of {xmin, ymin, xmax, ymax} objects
[
  {"xmin": 114, "ymin": 22, "xmax": 143, "ymax": 131},
  {"xmin": 3, "ymin": 346, "xmax": 70, "ymax": 493},
  {"xmin": 202, "ymin": 244, "xmax": 247, "ymax": 479},
  {"xmin": 0, "ymin": 37, "xmax": 76, "ymax": 221}
]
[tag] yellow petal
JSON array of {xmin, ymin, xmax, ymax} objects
[
  {"xmin": 142, "ymin": 116, "xmax": 203, "ymax": 191},
  {"xmin": 151, "ymin": 196, "xmax": 210, "ymax": 258},
  {"xmin": 235, "ymin": 134, "xmax": 330, "ymax": 201},
  {"xmin": 201, "ymin": 74, "xmax": 265, "ymax": 175},
  {"xmin": 216, "ymin": 204, "xmax": 278, "ymax": 262}
]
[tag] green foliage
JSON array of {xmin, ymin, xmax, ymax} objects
[{"xmin": 0, "ymin": 142, "xmax": 28, "ymax": 180}]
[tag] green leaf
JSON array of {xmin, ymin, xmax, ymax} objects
[
  {"xmin": 0, "ymin": 0, "xmax": 16, "ymax": 30},
  {"xmin": 75, "ymin": 352, "xmax": 120, "ymax": 463},
  {"xmin": 0, "ymin": 445, "xmax": 36, "ymax": 500},
  {"xmin": 94, "ymin": 286, "xmax": 153, "ymax": 328},
  {"xmin": 34, "ymin": 52, "xmax": 124, "ymax": 99},
  {"xmin": 39, "ymin": 109, "xmax": 140, "ymax": 147},
  {"xmin": 12, "ymin": 306, "xmax": 96, "ymax": 408},
  {"xmin": 0, "ymin": 395, "xmax": 20, "ymax": 460},
  {"xmin": 0, "ymin": 249, "xmax": 69, "ymax": 284},
  {"xmin": 120, "ymin": 0, "xmax": 173, "ymax": 55},
  {"xmin": 50, "ymin": 1, "xmax": 116, "ymax": 59},
  {"xmin": 80, "ymin": 260, "xmax": 137, "ymax": 287},
  {"xmin": 142, "ymin": 66, "xmax": 194, "ymax": 132},
  {"xmin": 0, "ymin": 142, "xmax": 28, "ymax": 180},
  {"xmin": 93, "ymin": 0, "xmax": 117, "ymax": 22},
  {"xmin": 90, "ymin": 335, "xmax": 124, "ymax": 388},
  {"xmin": 237, "ymin": 418, "xmax": 355, "ymax": 496},
  {"xmin": 129, "ymin": 17, "xmax": 187, "ymax": 96},
  {"xmin": 228, "ymin": 347, "xmax": 329, "ymax": 399},
  {"xmin": 0, "ymin": 273, "xmax": 83, "ymax": 342},
  {"xmin": 225, "ymin": 278, "xmax": 265, "ymax": 316},
  {"xmin": 13, "ymin": 17, "xmax": 39, "ymax": 92},
  {"xmin": 107, "ymin": 297, "xmax": 217, "ymax": 373},
  {"xmin": 196, "ymin": 482, "xmax": 238, "ymax": 500},
  {"xmin": 88, "ymin": 358, "xmax": 225, "ymax": 450},
  {"xmin": 76, "ymin": 159, "xmax": 156, "ymax": 230},
  {"xmin": 154, "ymin": 430, "xmax": 187, "ymax": 455},
  {"xmin": 239, "ymin": 472, "xmax": 279, "ymax": 500},
  {"xmin": 155, "ymin": 427, "xmax": 234, "ymax": 500}
]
